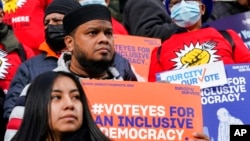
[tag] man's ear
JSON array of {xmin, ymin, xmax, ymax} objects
[{"xmin": 64, "ymin": 35, "xmax": 74, "ymax": 52}]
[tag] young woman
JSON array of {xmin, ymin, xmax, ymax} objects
[{"xmin": 11, "ymin": 71, "xmax": 110, "ymax": 141}]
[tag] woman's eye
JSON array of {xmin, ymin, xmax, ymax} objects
[
  {"xmin": 72, "ymin": 94, "xmax": 80, "ymax": 100},
  {"xmin": 51, "ymin": 95, "xmax": 60, "ymax": 100}
]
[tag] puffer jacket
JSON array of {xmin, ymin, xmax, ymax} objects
[{"xmin": 3, "ymin": 53, "xmax": 58, "ymax": 119}]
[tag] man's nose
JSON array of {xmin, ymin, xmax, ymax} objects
[{"xmin": 98, "ymin": 32, "xmax": 109, "ymax": 44}]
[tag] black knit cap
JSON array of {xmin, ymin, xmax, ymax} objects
[
  {"xmin": 63, "ymin": 4, "xmax": 112, "ymax": 35},
  {"xmin": 45, "ymin": 0, "xmax": 81, "ymax": 16}
]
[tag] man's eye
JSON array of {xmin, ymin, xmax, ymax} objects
[
  {"xmin": 53, "ymin": 19, "xmax": 63, "ymax": 23},
  {"xmin": 88, "ymin": 31, "xmax": 97, "ymax": 35},
  {"xmin": 106, "ymin": 31, "xmax": 113, "ymax": 36},
  {"xmin": 44, "ymin": 21, "xmax": 49, "ymax": 26}
]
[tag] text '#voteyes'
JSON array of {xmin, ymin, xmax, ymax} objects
[{"xmin": 91, "ymin": 104, "xmax": 196, "ymax": 140}]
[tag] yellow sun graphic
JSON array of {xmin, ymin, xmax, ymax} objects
[
  {"xmin": 2, "ymin": 0, "xmax": 27, "ymax": 13},
  {"xmin": 171, "ymin": 42, "xmax": 219, "ymax": 70}
]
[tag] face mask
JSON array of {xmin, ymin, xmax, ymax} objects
[
  {"xmin": 45, "ymin": 24, "xmax": 66, "ymax": 52},
  {"xmin": 170, "ymin": 0, "xmax": 201, "ymax": 28},
  {"xmin": 79, "ymin": 0, "xmax": 107, "ymax": 6}
]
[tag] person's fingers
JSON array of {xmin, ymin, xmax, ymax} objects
[{"xmin": 191, "ymin": 132, "xmax": 210, "ymax": 141}]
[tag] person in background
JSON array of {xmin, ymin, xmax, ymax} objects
[
  {"xmin": 79, "ymin": 0, "xmax": 128, "ymax": 35},
  {"xmin": 108, "ymin": 0, "xmax": 122, "ymax": 22},
  {"xmin": 1, "ymin": 0, "xmax": 52, "ymax": 54},
  {"xmin": 0, "ymin": 3, "xmax": 34, "ymax": 139},
  {"xmin": 0, "ymin": 1, "xmax": 34, "ymax": 95},
  {"xmin": 106, "ymin": 0, "xmax": 128, "ymax": 23},
  {"xmin": 11, "ymin": 71, "xmax": 111, "ymax": 141},
  {"xmin": 4, "ymin": 2, "xmax": 138, "ymax": 140},
  {"xmin": 207, "ymin": 0, "xmax": 250, "ymax": 22},
  {"xmin": 3, "ymin": 0, "xmax": 82, "ymax": 140},
  {"xmin": 148, "ymin": 0, "xmax": 250, "ymax": 82},
  {"xmin": 123, "ymin": 0, "xmax": 178, "ymax": 42},
  {"xmin": 55, "ymin": 3, "xmax": 137, "ymax": 81}
]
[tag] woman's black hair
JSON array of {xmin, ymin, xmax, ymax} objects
[{"xmin": 12, "ymin": 71, "xmax": 110, "ymax": 141}]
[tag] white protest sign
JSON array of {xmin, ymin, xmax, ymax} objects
[{"xmin": 156, "ymin": 61, "xmax": 227, "ymax": 88}]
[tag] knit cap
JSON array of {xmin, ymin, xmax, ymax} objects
[
  {"xmin": 45, "ymin": 0, "xmax": 81, "ymax": 16},
  {"xmin": 63, "ymin": 4, "xmax": 111, "ymax": 35}
]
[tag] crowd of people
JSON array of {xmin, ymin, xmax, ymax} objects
[{"xmin": 0, "ymin": 0, "xmax": 250, "ymax": 140}]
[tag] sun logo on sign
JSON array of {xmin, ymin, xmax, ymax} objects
[
  {"xmin": 171, "ymin": 42, "xmax": 219, "ymax": 70},
  {"xmin": 2, "ymin": 0, "xmax": 27, "ymax": 13},
  {"xmin": 0, "ymin": 50, "xmax": 10, "ymax": 79}
]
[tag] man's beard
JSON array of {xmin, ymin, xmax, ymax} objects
[{"xmin": 74, "ymin": 46, "xmax": 115, "ymax": 78}]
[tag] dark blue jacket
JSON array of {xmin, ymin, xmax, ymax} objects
[{"xmin": 3, "ymin": 53, "xmax": 57, "ymax": 119}]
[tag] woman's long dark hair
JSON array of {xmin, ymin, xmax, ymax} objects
[{"xmin": 12, "ymin": 71, "xmax": 110, "ymax": 141}]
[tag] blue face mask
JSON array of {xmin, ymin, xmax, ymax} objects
[
  {"xmin": 79, "ymin": 0, "xmax": 107, "ymax": 6},
  {"xmin": 170, "ymin": 0, "xmax": 201, "ymax": 28}
]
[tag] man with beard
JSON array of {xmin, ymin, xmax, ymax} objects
[
  {"xmin": 4, "ymin": 2, "xmax": 137, "ymax": 140},
  {"xmin": 54, "ymin": 4, "xmax": 136, "ymax": 80}
]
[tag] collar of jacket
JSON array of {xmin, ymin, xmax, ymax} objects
[
  {"xmin": 0, "ymin": 24, "xmax": 20, "ymax": 52},
  {"xmin": 39, "ymin": 41, "xmax": 60, "ymax": 58},
  {"xmin": 56, "ymin": 52, "xmax": 123, "ymax": 80}
]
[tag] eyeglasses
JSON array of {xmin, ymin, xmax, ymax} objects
[{"xmin": 169, "ymin": 0, "xmax": 201, "ymax": 8}]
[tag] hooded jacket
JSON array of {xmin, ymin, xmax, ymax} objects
[{"xmin": 0, "ymin": 24, "xmax": 34, "ymax": 93}]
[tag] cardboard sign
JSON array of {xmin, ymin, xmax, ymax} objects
[
  {"xmin": 202, "ymin": 63, "xmax": 250, "ymax": 141},
  {"xmin": 156, "ymin": 61, "xmax": 228, "ymax": 89},
  {"xmin": 114, "ymin": 34, "xmax": 161, "ymax": 81},
  {"xmin": 81, "ymin": 80, "xmax": 203, "ymax": 141}
]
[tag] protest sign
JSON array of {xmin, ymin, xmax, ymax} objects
[
  {"xmin": 81, "ymin": 80, "xmax": 203, "ymax": 141},
  {"xmin": 202, "ymin": 63, "xmax": 250, "ymax": 141},
  {"xmin": 114, "ymin": 34, "xmax": 161, "ymax": 81},
  {"xmin": 156, "ymin": 61, "xmax": 228, "ymax": 89}
]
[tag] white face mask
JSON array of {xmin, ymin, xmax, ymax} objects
[
  {"xmin": 79, "ymin": 0, "xmax": 107, "ymax": 6},
  {"xmin": 170, "ymin": 0, "xmax": 201, "ymax": 28}
]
